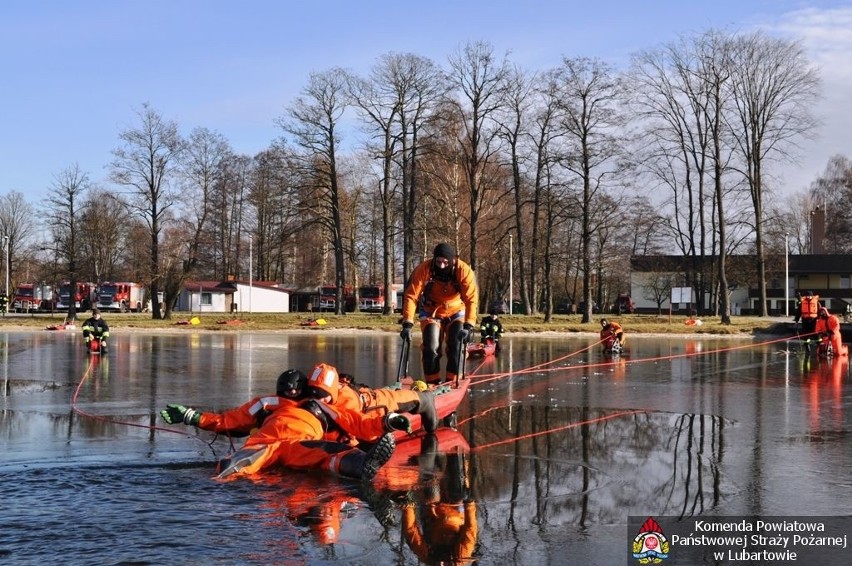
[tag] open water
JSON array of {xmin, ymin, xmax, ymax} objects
[{"xmin": 1, "ymin": 329, "xmax": 851, "ymax": 565}]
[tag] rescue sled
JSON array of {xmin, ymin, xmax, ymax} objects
[
  {"xmin": 393, "ymin": 334, "xmax": 471, "ymax": 434},
  {"xmin": 466, "ymin": 338, "xmax": 497, "ymax": 358},
  {"xmin": 86, "ymin": 337, "xmax": 104, "ymax": 355},
  {"xmin": 393, "ymin": 376, "xmax": 470, "ymax": 438}
]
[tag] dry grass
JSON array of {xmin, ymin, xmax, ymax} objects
[{"xmin": 0, "ymin": 311, "xmax": 792, "ymax": 336}]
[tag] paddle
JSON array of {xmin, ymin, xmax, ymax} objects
[
  {"xmin": 455, "ymin": 326, "xmax": 469, "ymax": 387},
  {"xmin": 396, "ymin": 333, "xmax": 411, "ymax": 382}
]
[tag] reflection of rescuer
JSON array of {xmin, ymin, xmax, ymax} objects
[
  {"xmin": 160, "ymin": 365, "xmax": 408, "ymax": 480},
  {"xmin": 402, "ymin": 434, "xmax": 478, "ymax": 564},
  {"xmin": 82, "ymin": 308, "xmax": 110, "ymax": 352},
  {"xmin": 400, "ymin": 243, "xmax": 479, "ymax": 384},
  {"xmin": 262, "ymin": 480, "xmax": 361, "ymax": 546}
]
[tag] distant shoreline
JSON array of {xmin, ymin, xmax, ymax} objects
[{"xmin": 0, "ymin": 323, "xmax": 790, "ymax": 341}]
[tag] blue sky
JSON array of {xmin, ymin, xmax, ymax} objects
[{"xmin": 2, "ymin": 1, "xmax": 850, "ymax": 203}]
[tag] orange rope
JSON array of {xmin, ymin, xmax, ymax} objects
[
  {"xmin": 470, "ymin": 409, "xmax": 646, "ymax": 451},
  {"xmin": 70, "ymin": 355, "xmax": 223, "ymax": 449}
]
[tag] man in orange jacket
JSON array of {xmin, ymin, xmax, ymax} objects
[
  {"xmin": 600, "ymin": 319, "xmax": 625, "ymax": 351},
  {"xmin": 400, "ymin": 243, "xmax": 479, "ymax": 384},
  {"xmin": 814, "ymin": 307, "xmax": 845, "ymax": 357},
  {"xmin": 161, "ymin": 365, "xmax": 408, "ymax": 480}
]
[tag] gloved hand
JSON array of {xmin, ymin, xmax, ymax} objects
[
  {"xmin": 400, "ymin": 321, "xmax": 414, "ymax": 341},
  {"xmin": 457, "ymin": 322, "xmax": 474, "ymax": 343},
  {"xmin": 385, "ymin": 412, "xmax": 412, "ymax": 434},
  {"xmin": 160, "ymin": 404, "xmax": 201, "ymax": 426}
]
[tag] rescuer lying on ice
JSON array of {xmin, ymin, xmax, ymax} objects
[
  {"xmin": 337, "ymin": 371, "xmax": 439, "ymax": 433},
  {"xmin": 160, "ymin": 364, "xmax": 411, "ymax": 481},
  {"xmin": 814, "ymin": 307, "xmax": 847, "ymax": 357}
]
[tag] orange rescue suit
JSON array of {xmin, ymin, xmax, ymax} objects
[
  {"xmin": 815, "ymin": 312, "xmax": 845, "ymax": 356},
  {"xmin": 401, "ymin": 258, "xmax": 479, "ymax": 326},
  {"xmin": 201, "ymin": 397, "xmax": 392, "ymax": 478},
  {"xmin": 402, "ymin": 501, "xmax": 478, "ymax": 564}
]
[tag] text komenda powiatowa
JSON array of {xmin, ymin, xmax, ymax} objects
[{"xmin": 670, "ymin": 520, "xmax": 847, "ymax": 553}]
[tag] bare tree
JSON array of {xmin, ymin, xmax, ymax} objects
[
  {"xmin": 808, "ymin": 155, "xmax": 852, "ymax": 252},
  {"xmin": 110, "ymin": 103, "xmax": 184, "ymax": 319},
  {"xmin": 278, "ymin": 69, "xmax": 350, "ymax": 315},
  {"xmin": 555, "ymin": 57, "xmax": 629, "ymax": 324},
  {"xmin": 727, "ymin": 31, "xmax": 820, "ymax": 316},
  {"xmin": 0, "ymin": 191, "xmax": 37, "ymax": 296},
  {"xmin": 495, "ymin": 64, "xmax": 538, "ymax": 315},
  {"xmin": 385, "ymin": 54, "xmax": 448, "ymax": 277},
  {"xmin": 447, "ymin": 40, "xmax": 511, "ymax": 270},
  {"xmin": 524, "ymin": 70, "xmax": 572, "ymax": 318},
  {"xmin": 348, "ymin": 60, "xmax": 402, "ymax": 314},
  {"xmin": 45, "ymin": 164, "xmax": 91, "ymax": 320},
  {"xmin": 157, "ymin": 127, "xmax": 232, "ymax": 318},
  {"xmin": 78, "ymin": 189, "xmax": 130, "ymax": 282}
]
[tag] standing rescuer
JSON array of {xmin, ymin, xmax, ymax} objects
[
  {"xmin": 400, "ymin": 243, "xmax": 479, "ymax": 385},
  {"xmin": 799, "ymin": 291, "xmax": 820, "ymax": 337}
]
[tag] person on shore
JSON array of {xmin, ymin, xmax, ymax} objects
[
  {"xmin": 478, "ymin": 309, "xmax": 504, "ymax": 353},
  {"xmin": 792, "ymin": 292, "xmax": 802, "ymax": 324},
  {"xmin": 400, "ymin": 243, "xmax": 479, "ymax": 384},
  {"xmin": 82, "ymin": 308, "xmax": 110, "ymax": 352}
]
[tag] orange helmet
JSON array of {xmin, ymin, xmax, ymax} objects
[{"xmin": 306, "ymin": 363, "xmax": 340, "ymax": 403}]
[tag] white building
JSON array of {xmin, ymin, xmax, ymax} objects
[{"xmin": 175, "ymin": 280, "xmax": 290, "ymax": 313}]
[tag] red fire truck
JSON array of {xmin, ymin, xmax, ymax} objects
[
  {"xmin": 97, "ymin": 282, "xmax": 146, "ymax": 312},
  {"xmin": 317, "ymin": 285, "xmax": 355, "ymax": 312},
  {"xmin": 56, "ymin": 282, "xmax": 97, "ymax": 311},
  {"xmin": 358, "ymin": 284, "xmax": 403, "ymax": 312},
  {"xmin": 12, "ymin": 283, "xmax": 55, "ymax": 312}
]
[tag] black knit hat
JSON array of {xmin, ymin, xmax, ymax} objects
[{"xmin": 433, "ymin": 243, "xmax": 455, "ymax": 261}]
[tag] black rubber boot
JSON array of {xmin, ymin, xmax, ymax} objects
[
  {"xmin": 338, "ymin": 433, "xmax": 396, "ymax": 480},
  {"xmin": 416, "ymin": 391, "xmax": 438, "ymax": 433},
  {"xmin": 397, "ymin": 394, "xmax": 438, "ymax": 433}
]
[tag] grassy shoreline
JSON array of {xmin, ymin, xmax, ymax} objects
[{"xmin": 0, "ymin": 311, "xmax": 794, "ymax": 336}]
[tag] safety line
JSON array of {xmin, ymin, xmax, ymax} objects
[
  {"xmin": 70, "ymin": 355, "xmax": 223, "ymax": 450},
  {"xmin": 470, "ymin": 333, "xmax": 801, "ymax": 387},
  {"xmin": 469, "ymin": 337, "xmax": 607, "ymax": 386},
  {"xmin": 469, "ymin": 409, "xmax": 646, "ymax": 451}
]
